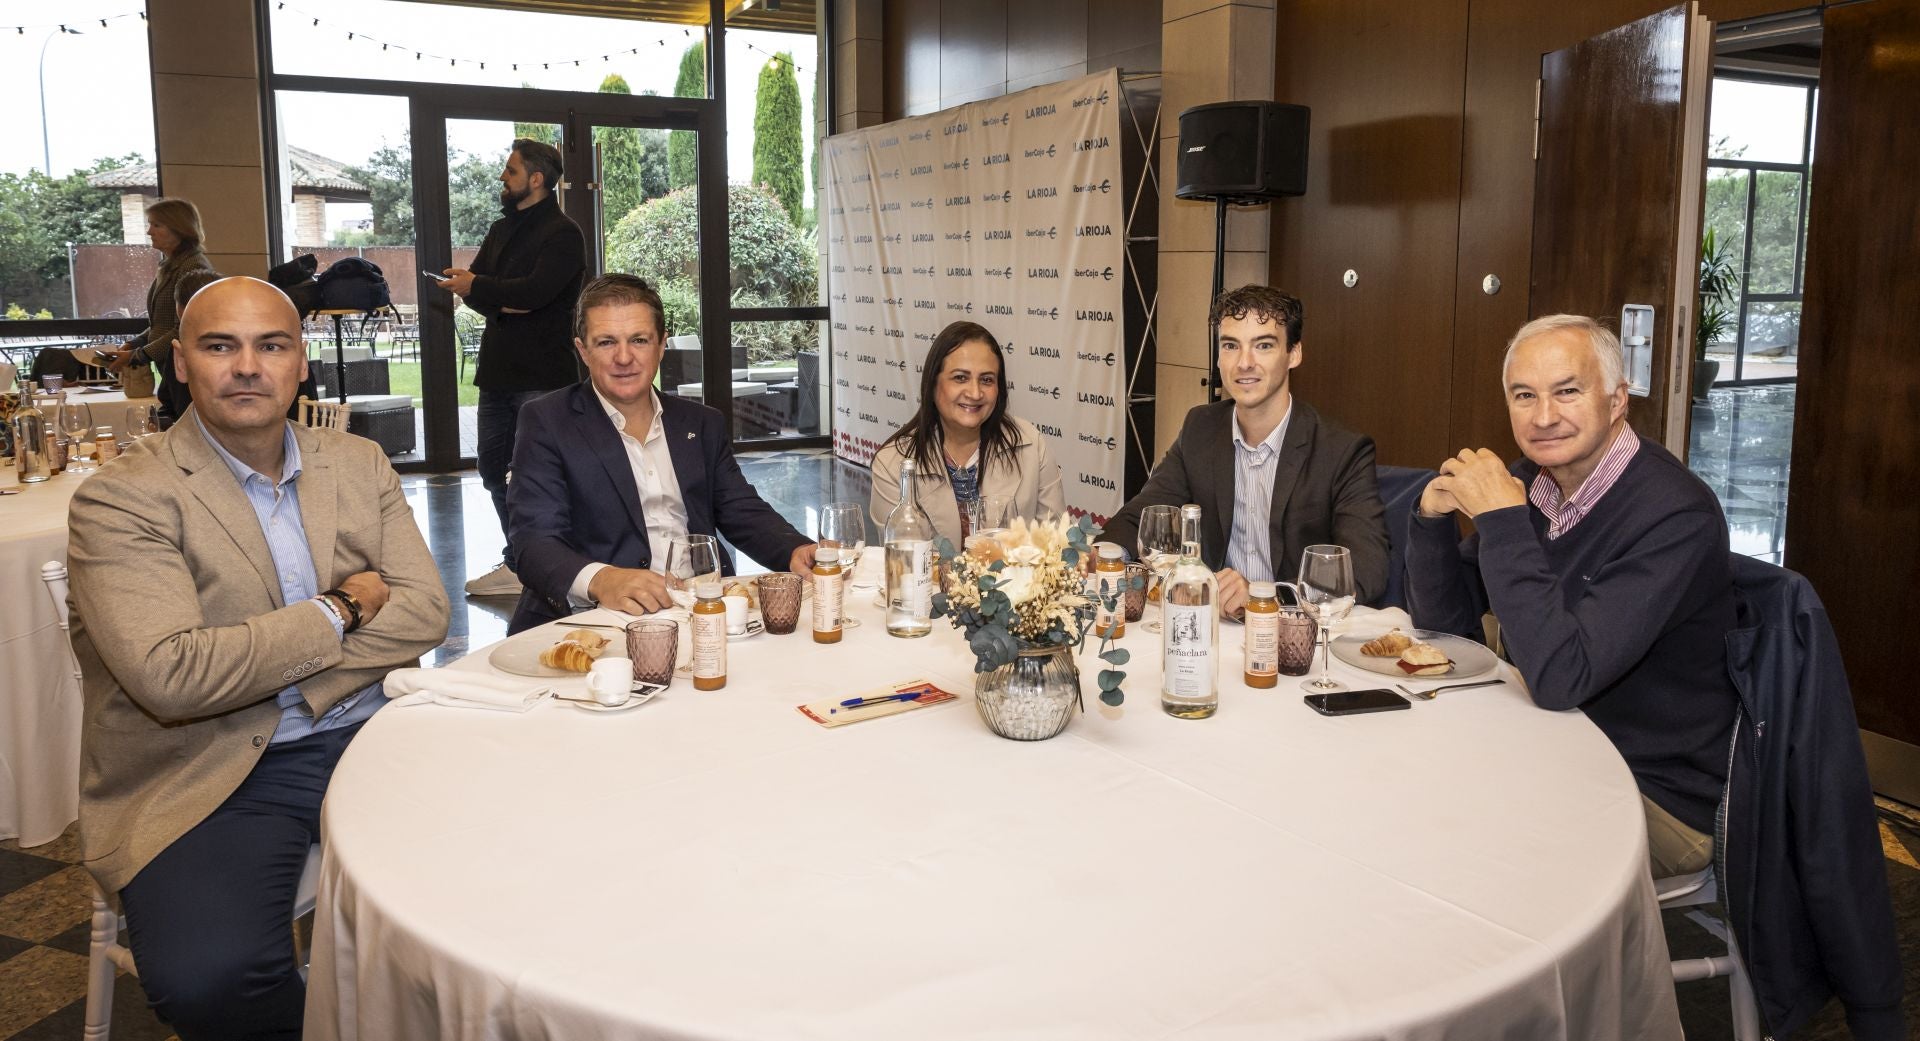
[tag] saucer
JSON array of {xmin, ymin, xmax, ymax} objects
[{"xmin": 564, "ymin": 686, "xmax": 660, "ymax": 713}]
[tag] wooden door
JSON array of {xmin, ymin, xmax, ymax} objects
[
  {"xmin": 1529, "ymin": 3, "xmax": 1711, "ymax": 452},
  {"xmin": 1787, "ymin": 0, "xmax": 1920, "ymax": 800}
]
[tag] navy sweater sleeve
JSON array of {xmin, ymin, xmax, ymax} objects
[
  {"xmin": 1472, "ymin": 502, "xmax": 1725, "ymax": 711},
  {"xmin": 1404, "ymin": 508, "xmax": 1486, "ymax": 640}
]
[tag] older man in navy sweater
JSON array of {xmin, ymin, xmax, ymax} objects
[{"xmin": 1406, "ymin": 314, "xmax": 1738, "ymax": 879}]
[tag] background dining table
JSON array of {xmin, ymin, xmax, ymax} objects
[
  {"xmin": 306, "ymin": 593, "xmax": 1684, "ymax": 1041},
  {"xmin": 0, "ymin": 398, "xmax": 159, "ymax": 847}
]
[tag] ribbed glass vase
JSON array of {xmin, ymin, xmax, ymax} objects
[{"xmin": 973, "ymin": 645, "xmax": 1081, "ymax": 741}]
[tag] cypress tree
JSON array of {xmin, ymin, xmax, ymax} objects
[
  {"xmin": 594, "ymin": 74, "xmax": 645, "ymax": 225},
  {"xmin": 668, "ymin": 42, "xmax": 705, "ymax": 190},
  {"xmin": 751, "ymin": 52, "xmax": 806, "ymax": 224}
]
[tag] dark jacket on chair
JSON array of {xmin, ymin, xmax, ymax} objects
[
  {"xmin": 504, "ymin": 382, "xmax": 811, "ymax": 634},
  {"xmin": 1720, "ymin": 555, "xmax": 1905, "ymax": 1041}
]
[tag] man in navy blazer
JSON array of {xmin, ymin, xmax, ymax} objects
[{"xmin": 505, "ymin": 274, "xmax": 816, "ymax": 634}]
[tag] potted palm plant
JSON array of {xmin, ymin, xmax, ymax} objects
[{"xmin": 1694, "ymin": 227, "xmax": 1740, "ymax": 401}]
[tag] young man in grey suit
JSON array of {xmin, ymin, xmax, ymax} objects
[
  {"xmin": 66, "ymin": 277, "xmax": 450, "ymax": 1038},
  {"xmin": 1099, "ymin": 285, "xmax": 1389, "ymax": 616}
]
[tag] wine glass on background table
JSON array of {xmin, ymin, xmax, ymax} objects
[
  {"xmin": 59, "ymin": 402, "xmax": 94, "ymax": 472},
  {"xmin": 664, "ymin": 535, "xmax": 722, "ymax": 609},
  {"xmin": 1298, "ymin": 545, "xmax": 1356, "ymax": 693},
  {"xmin": 1136, "ymin": 504, "xmax": 1181, "ymax": 633},
  {"xmin": 820, "ymin": 501, "xmax": 868, "ymax": 625},
  {"xmin": 124, "ymin": 404, "xmax": 158, "ymax": 438}
]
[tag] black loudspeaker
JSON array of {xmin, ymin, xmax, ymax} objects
[{"xmin": 1175, "ymin": 101, "xmax": 1310, "ymax": 201}]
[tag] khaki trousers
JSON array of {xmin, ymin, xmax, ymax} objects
[{"xmin": 1644, "ymin": 794, "xmax": 1715, "ymax": 879}]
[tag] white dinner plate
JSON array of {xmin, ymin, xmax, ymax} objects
[
  {"xmin": 1330, "ymin": 628, "xmax": 1499, "ymax": 681},
  {"xmin": 488, "ymin": 627, "xmax": 594, "ymax": 679}
]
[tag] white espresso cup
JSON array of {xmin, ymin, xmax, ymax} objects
[
  {"xmin": 586, "ymin": 656, "xmax": 632, "ymax": 706},
  {"xmin": 721, "ymin": 595, "xmax": 750, "ymax": 636}
]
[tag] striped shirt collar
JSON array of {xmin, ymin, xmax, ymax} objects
[{"xmin": 1529, "ymin": 426, "xmax": 1639, "ymax": 539}]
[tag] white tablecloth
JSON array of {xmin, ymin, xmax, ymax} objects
[
  {"xmin": 0, "ymin": 469, "xmax": 88, "ymax": 846},
  {"xmin": 307, "ymin": 601, "xmax": 1682, "ymax": 1041}
]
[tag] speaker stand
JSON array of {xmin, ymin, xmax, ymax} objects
[{"xmin": 1207, "ymin": 197, "xmax": 1228, "ymax": 402}]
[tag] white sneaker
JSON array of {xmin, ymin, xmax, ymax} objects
[{"xmin": 464, "ymin": 562, "xmax": 523, "ymax": 596}]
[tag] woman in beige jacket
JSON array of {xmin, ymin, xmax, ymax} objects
[{"xmin": 869, "ymin": 320, "xmax": 1066, "ymax": 546}]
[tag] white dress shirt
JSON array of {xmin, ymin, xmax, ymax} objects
[
  {"xmin": 1225, "ymin": 403, "xmax": 1293, "ymax": 583},
  {"xmin": 568, "ymin": 388, "xmax": 690, "ymax": 606}
]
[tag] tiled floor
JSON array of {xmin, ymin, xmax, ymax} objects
[
  {"xmin": 1687, "ymin": 383, "xmax": 1796, "ymax": 564},
  {"xmin": 10, "ymin": 440, "xmax": 1918, "ymax": 1040}
]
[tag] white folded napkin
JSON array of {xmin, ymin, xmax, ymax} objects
[
  {"xmin": 383, "ymin": 668, "xmax": 552, "ymax": 712},
  {"xmin": 1333, "ymin": 604, "xmax": 1414, "ymax": 636}
]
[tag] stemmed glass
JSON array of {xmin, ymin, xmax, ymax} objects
[
  {"xmin": 664, "ymin": 534, "xmax": 722, "ymax": 609},
  {"xmin": 58, "ymin": 403, "xmax": 94, "ymax": 473},
  {"xmin": 1136, "ymin": 504, "xmax": 1181, "ymax": 633},
  {"xmin": 1298, "ymin": 545, "xmax": 1356, "ymax": 692},
  {"xmin": 124, "ymin": 404, "xmax": 158, "ymax": 438},
  {"xmin": 820, "ymin": 501, "xmax": 867, "ymax": 625}
]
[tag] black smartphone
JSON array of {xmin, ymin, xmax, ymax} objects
[
  {"xmin": 1304, "ymin": 689, "xmax": 1410, "ymax": 716},
  {"xmin": 421, "ymin": 269, "xmax": 451, "ymax": 282}
]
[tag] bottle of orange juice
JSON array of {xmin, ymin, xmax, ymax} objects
[
  {"xmin": 1092, "ymin": 543, "xmax": 1126, "ymax": 639},
  {"xmin": 1243, "ymin": 580, "xmax": 1280, "ymax": 689},
  {"xmin": 812, "ymin": 543, "xmax": 844, "ymax": 644},
  {"xmin": 692, "ymin": 581, "xmax": 728, "ymax": 690}
]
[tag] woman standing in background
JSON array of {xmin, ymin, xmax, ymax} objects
[{"xmin": 108, "ymin": 198, "xmax": 214, "ymax": 420}]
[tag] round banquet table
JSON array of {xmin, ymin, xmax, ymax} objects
[
  {"xmin": 0, "ymin": 468, "xmax": 91, "ymax": 846},
  {"xmin": 306, "ymin": 598, "xmax": 1683, "ymax": 1041}
]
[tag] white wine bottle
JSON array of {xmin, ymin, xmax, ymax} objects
[
  {"xmin": 1161, "ymin": 504, "xmax": 1217, "ymax": 718},
  {"xmin": 884, "ymin": 458, "xmax": 935, "ymax": 638}
]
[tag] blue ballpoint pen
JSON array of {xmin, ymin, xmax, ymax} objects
[{"xmin": 839, "ymin": 690, "xmax": 926, "ymax": 709}]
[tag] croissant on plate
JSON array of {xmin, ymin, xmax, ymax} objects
[
  {"xmin": 1360, "ymin": 629, "xmax": 1413, "ymax": 657},
  {"xmin": 539, "ymin": 629, "xmax": 609, "ymax": 673}
]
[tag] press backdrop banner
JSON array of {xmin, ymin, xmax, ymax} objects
[{"xmin": 826, "ymin": 69, "xmax": 1126, "ymax": 523}]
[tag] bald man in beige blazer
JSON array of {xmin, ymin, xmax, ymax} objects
[{"xmin": 66, "ymin": 277, "xmax": 448, "ymax": 1038}]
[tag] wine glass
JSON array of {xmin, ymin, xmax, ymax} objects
[
  {"xmin": 664, "ymin": 534, "xmax": 722, "ymax": 609},
  {"xmin": 1135, "ymin": 504, "xmax": 1181, "ymax": 633},
  {"xmin": 124, "ymin": 404, "xmax": 158, "ymax": 438},
  {"xmin": 1298, "ymin": 545, "xmax": 1356, "ymax": 692},
  {"xmin": 820, "ymin": 501, "xmax": 868, "ymax": 624},
  {"xmin": 58, "ymin": 403, "xmax": 94, "ymax": 472}
]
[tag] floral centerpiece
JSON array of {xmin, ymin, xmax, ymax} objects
[{"xmin": 931, "ymin": 515, "xmax": 1138, "ymax": 739}]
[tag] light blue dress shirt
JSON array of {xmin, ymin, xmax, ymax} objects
[
  {"xmin": 1225, "ymin": 404, "xmax": 1293, "ymax": 584},
  {"xmin": 204, "ymin": 423, "xmax": 385, "ymax": 744}
]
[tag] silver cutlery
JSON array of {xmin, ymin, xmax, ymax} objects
[{"xmin": 1395, "ymin": 680, "xmax": 1506, "ymax": 701}]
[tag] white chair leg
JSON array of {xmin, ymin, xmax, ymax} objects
[{"xmin": 83, "ymin": 885, "xmax": 119, "ymax": 1041}]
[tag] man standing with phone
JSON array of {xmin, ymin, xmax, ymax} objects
[{"xmin": 435, "ymin": 137, "xmax": 586, "ymax": 597}]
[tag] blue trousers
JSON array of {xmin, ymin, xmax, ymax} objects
[
  {"xmin": 476, "ymin": 388, "xmax": 544, "ymax": 562},
  {"xmin": 117, "ymin": 722, "xmax": 363, "ymax": 1041}
]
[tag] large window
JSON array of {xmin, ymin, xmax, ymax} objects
[
  {"xmin": 0, "ymin": 1, "xmax": 155, "ymax": 322},
  {"xmin": 1701, "ymin": 74, "xmax": 1816, "ymax": 385}
]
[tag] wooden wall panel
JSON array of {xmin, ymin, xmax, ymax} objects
[
  {"xmin": 1269, "ymin": 0, "xmax": 1470, "ymax": 467},
  {"xmin": 938, "ymin": 0, "xmax": 1009, "ymax": 102},
  {"xmin": 882, "ymin": 0, "xmax": 942, "ymax": 118},
  {"xmin": 880, "ymin": 0, "xmax": 1158, "ymax": 119},
  {"xmin": 1786, "ymin": 0, "xmax": 1920, "ymax": 746}
]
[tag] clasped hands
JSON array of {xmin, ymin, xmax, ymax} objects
[
  {"xmin": 1420, "ymin": 448, "xmax": 1527, "ymax": 519},
  {"xmin": 587, "ymin": 544, "xmax": 823, "ymax": 616}
]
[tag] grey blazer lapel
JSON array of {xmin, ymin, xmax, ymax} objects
[
  {"xmin": 1265, "ymin": 403, "xmax": 1318, "ymax": 567},
  {"xmin": 295, "ymin": 425, "xmax": 339, "ymax": 586},
  {"xmin": 1207, "ymin": 407, "xmax": 1236, "ymax": 556},
  {"xmin": 170, "ymin": 413, "xmax": 286, "ymax": 606}
]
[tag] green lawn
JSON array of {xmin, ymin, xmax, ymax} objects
[{"xmin": 382, "ymin": 359, "xmax": 480, "ymax": 407}]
